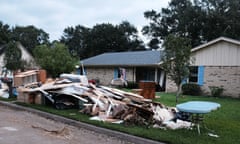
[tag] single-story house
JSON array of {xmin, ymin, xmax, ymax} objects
[
  {"xmin": 81, "ymin": 50, "xmax": 165, "ymax": 90},
  {"xmin": 82, "ymin": 37, "xmax": 240, "ymax": 98},
  {"xmin": 166, "ymin": 37, "xmax": 240, "ymax": 98}
]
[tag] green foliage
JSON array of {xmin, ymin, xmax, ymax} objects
[
  {"xmin": 161, "ymin": 34, "xmax": 192, "ymax": 103},
  {"xmin": 33, "ymin": 42, "xmax": 77, "ymax": 78},
  {"xmin": 0, "ymin": 21, "xmax": 11, "ymax": 45},
  {"xmin": 12, "ymin": 25, "xmax": 49, "ymax": 54},
  {"xmin": 162, "ymin": 34, "xmax": 192, "ymax": 86},
  {"xmin": 61, "ymin": 21, "xmax": 145, "ymax": 59},
  {"xmin": 182, "ymin": 83, "xmax": 201, "ymax": 96},
  {"xmin": 209, "ymin": 86, "xmax": 224, "ymax": 97},
  {"xmin": 199, "ymin": 0, "xmax": 240, "ymax": 41},
  {"xmin": 123, "ymin": 81, "xmax": 138, "ymax": 89},
  {"xmin": 60, "ymin": 25, "xmax": 90, "ymax": 58},
  {"xmin": 143, "ymin": 0, "xmax": 240, "ymax": 48},
  {"xmin": 4, "ymin": 41, "xmax": 24, "ymax": 70}
]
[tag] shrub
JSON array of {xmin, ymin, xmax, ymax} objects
[
  {"xmin": 182, "ymin": 83, "xmax": 201, "ymax": 96},
  {"xmin": 209, "ymin": 86, "xmax": 224, "ymax": 97},
  {"xmin": 124, "ymin": 81, "xmax": 138, "ymax": 89}
]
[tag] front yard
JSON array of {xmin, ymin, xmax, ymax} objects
[{"xmin": 2, "ymin": 92, "xmax": 240, "ymax": 144}]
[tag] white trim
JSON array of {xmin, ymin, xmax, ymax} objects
[
  {"xmin": 154, "ymin": 68, "xmax": 158, "ymax": 83},
  {"xmin": 191, "ymin": 37, "xmax": 240, "ymax": 52}
]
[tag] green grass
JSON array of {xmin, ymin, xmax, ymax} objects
[
  {"xmin": 3, "ymin": 93, "xmax": 240, "ymax": 144},
  {"xmin": 0, "ymin": 96, "xmax": 17, "ymax": 101}
]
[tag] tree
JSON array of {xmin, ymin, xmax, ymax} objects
[
  {"xmin": 161, "ymin": 34, "xmax": 192, "ymax": 103},
  {"xmin": 61, "ymin": 21, "xmax": 145, "ymax": 59},
  {"xmin": 60, "ymin": 25, "xmax": 90, "ymax": 58},
  {"xmin": 143, "ymin": 0, "xmax": 204, "ymax": 47},
  {"xmin": 3, "ymin": 41, "xmax": 23, "ymax": 71},
  {"xmin": 86, "ymin": 23, "xmax": 128, "ymax": 58},
  {"xmin": 12, "ymin": 25, "xmax": 50, "ymax": 54},
  {"xmin": 117, "ymin": 21, "xmax": 145, "ymax": 51},
  {"xmin": 143, "ymin": 0, "xmax": 240, "ymax": 48},
  {"xmin": 0, "ymin": 21, "xmax": 11, "ymax": 45},
  {"xmin": 199, "ymin": 0, "xmax": 240, "ymax": 41},
  {"xmin": 33, "ymin": 42, "xmax": 78, "ymax": 78}
]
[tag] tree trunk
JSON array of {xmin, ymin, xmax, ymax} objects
[{"xmin": 176, "ymin": 83, "xmax": 182, "ymax": 104}]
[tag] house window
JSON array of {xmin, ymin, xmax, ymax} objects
[
  {"xmin": 114, "ymin": 68, "xmax": 126, "ymax": 80},
  {"xmin": 189, "ymin": 66, "xmax": 198, "ymax": 83},
  {"xmin": 144, "ymin": 70, "xmax": 155, "ymax": 81},
  {"xmin": 188, "ymin": 66, "xmax": 204, "ymax": 85}
]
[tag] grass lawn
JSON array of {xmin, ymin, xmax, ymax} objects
[{"xmin": 3, "ymin": 92, "xmax": 240, "ymax": 144}]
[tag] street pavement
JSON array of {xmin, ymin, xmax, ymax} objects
[
  {"xmin": 0, "ymin": 102, "xmax": 164, "ymax": 144},
  {"xmin": 0, "ymin": 105, "xmax": 132, "ymax": 144}
]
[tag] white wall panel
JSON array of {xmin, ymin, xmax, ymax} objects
[{"xmin": 191, "ymin": 41, "xmax": 240, "ymax": 66}]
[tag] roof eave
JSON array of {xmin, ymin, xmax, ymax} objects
[
  {"xmin": 84, "ymin": 63, "xmax": 161, "ymax": 67},
  {"xmin": 191, "ymin": 37, "xmax": 240, "ymax": 52}
]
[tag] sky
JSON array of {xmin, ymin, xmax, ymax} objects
[{"xmin": 0, "ymin": 0, "xmax": 170, "ymax": 42}]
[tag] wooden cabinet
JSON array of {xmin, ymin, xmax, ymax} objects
[{"xmin": 139, "ymin": 81, "xmax": 155, "ymax": 99}]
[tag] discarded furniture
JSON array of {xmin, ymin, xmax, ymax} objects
[
  {"xmin": 14, "ymin": 70, "xmax": 47, "ymax": 87},
  {"xmin": 14, "ymin": 70, "xmax": 38, "ymax": 87},
  {"xmin": 17, "ymin": 89, "xmax": 43, "ymax": 104},
  {"xmin": 37, "ymin": 69, "xmax": 47, "ymax": 84},
  {"xmin": 176, "ymin": 101, "xmax": 221, "ymax": 134},
  {"xmin": 139, "ymin": 81, "xmax": 155, "ymax": 99}
]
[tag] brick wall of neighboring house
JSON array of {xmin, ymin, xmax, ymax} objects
[
  {"xmin": 165, "ymin": 66, "xmax": 240, "ymax": 98},
  {"xmin": 85, "ymin": 67, "xmax": 134, "ymax": 86},
  {"xmin": 165, "ymin": 76, "xmax": 178, "ymax": 93},
  {"xmin": 203, "ymin": 66, "xmax": 240, "ymax": 98}
]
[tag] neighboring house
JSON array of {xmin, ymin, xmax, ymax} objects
[
  {"xmin": 166, "ymin": 37, "xmax": 240, "ymax": 98},
  {"xmin": 81, "ymin": 50, "xmax": 166, "ymax": 90},
  {"xmin": 82, "ymin": 37, "xmax": 240, "ymax": 97},
  {"xmin": 0, "ymin": 42, "xmax": 37, "ymax": 76}
]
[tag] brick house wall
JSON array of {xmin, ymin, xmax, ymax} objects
[
  {"xmin": 165, "ymin": 37, "xmax": 240, "ymax": 98},
  {"xmin": 203, "ymin": 66, "xmax": 240, "ymax": 98},
  {"xmin": 165, "ymin": 76, "xmax": 178, "ymax": 93},
  {"xmin": 165, "ymin": 66, "xmax": 240, "ymax": 98},
  {"xmin": 85, "ymin": 67, "xmax": 134, "ymax": 86}
]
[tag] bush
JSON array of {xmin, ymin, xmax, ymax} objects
[
  {"xmin": 124, "ymin": 81, "xmax": 138, "ymax": 89},
  {"xmin": 209, "ymin": 86, "xmax": 224, "ymax": 97},
  {"xmin": 182, "ymin": 83, "xmax": 201, "ymax": 96}
]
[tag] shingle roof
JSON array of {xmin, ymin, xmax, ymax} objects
[{"xmin": 81, "ymin": 50, "xmax": 162, "ymax": 66}]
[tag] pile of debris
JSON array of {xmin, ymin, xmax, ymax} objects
[{"xmin": 17, "ymin": 77, "xmax": 191, "ymax": 130}]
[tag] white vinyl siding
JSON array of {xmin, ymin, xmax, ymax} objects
[{"xmin": 191, "ymin": 41, "xmax": 240, "ymax": 66}]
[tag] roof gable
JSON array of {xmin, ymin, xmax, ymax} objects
[
  {"xmin": 191, "ymin": 37, "xmax": 240, "ymax": 52},
  {"xmin": 82, "ymin": 50, "xmax": 161, "ymax": 66},
  {"xmin": 0, "ymin": 42, "xmax": 33, "ymax": 56},
  {"xmin": 0, "ymin": 42, "xmax": 37, "ymax": 68},
  {"xmin": 190, "ymin": 37, "xmax": 240, "ymax": 66}
]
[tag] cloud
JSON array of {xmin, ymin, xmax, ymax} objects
[{"xmin": 0, "ymin": 0, "xmax": 169, "ymax": 41}]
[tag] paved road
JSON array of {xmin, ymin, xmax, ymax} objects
[{"xmin": 0, "ymin": 105, "xmax": 132, "ymax": 144}]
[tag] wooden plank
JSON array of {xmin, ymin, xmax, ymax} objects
[
  {"xmin": 96, "ymin": 87, "xmax": 123, "ymax": 100},
  {"xmin": 100, "ymin": 86, "xmax": 125, "ymax": 97},
  {"xmin": 101, "ymin": 86, "xmax": 144, "ymax": 99}
]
